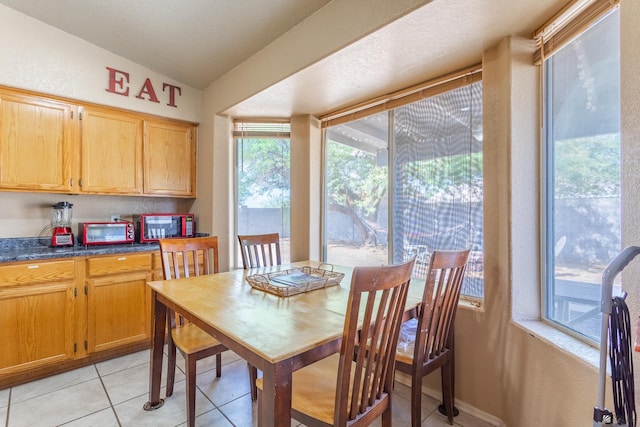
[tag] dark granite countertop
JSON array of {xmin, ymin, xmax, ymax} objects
[{"xmin": 0, "ymin": 237, "xmax": 160, "ymax": 263}]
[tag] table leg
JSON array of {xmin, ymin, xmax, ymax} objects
[
  {"xmin": 144, "ymin": 291, "xmax": 166, "ymax": 410},
  {"xmin": 259, "ymin": 361, "xmax": 293, "ymax": 427}
]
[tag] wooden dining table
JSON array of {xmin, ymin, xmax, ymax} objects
[{"xmin": 143, "ymin": 260, "xmax": 423, "ymax": 427}]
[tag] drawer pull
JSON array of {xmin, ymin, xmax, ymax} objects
[
  {"xmin": 27, "ymin": 265, "xmax": 40, "ymax": 269},
  {"xmin": 118, "ymin": 257, "xmax": 127, "ymax": 261}
]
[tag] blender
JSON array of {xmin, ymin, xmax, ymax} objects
[{"xmin": 51, "ymin": 201, "xmax": 74, "ymax": 247}]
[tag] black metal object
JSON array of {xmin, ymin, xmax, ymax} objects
[
  {"xmin": 593, "ymin": 246, "xmax": 640, "ymax": 427},
  {"xmin": 438, "ymin": 403, "xmax": 459, "ymax": 418}
]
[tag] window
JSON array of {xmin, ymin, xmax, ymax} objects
[
  {"xmin": 234, "ymin": 121, "xmax": 291, "ymax": 267},
  {"xmin": 543, "ymin": 8, "xmax": 620, "ymax": 343},
  {"xmin": 392, "ymin": 82, "xmax": 484, "ymax": 298},
  {"xmin": 324, "ymin": 112, "xmax": 389, "ymax": 267},
  {"xmin": 323, "ymin": 76, "xmax": 483, "ymax": 298}
]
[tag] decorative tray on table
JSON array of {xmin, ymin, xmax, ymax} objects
[{"xmin": 246, "ymin": 264, "xmax": 344, "ymax": 297}]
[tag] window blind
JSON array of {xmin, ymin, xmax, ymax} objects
[
  {"xmin": 533, "ymin": 0, "xmax": 619, "ymax": 65},
  {"xmin": 233, "ymin": 119, "xmax": 290, "ymax": 139},
  {"xmin": 320, "ymin": 64, "xmax": 482, "ymax": 128}
]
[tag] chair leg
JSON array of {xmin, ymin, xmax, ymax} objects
[
  {"xmin": 249, "ymin": 364, "xmax": 258, "ymax": 401},
  {"xmin": 216, "ymin": 353, "xmax": 222, "ymax": 378},
  {"xmin": 441, "ymin": 361, "xmax": 455, "ymax": 425},
  {"xmin": 410, "ymin": 369, "xmax": 423, "ymax": 427},
  {"xmin": 166, "ymin": 334, "xmax": 177, "ymax": 397},
  {"xmin": 381, "ymin": 394, "xmax": 392, "ymax": 427},
  {"xmin": 185, "ymin": 354, "xmax": 197, "ymax": 427},
  {"xmin": 257, "ymin": 384, "xmax": 262, "ymax": 420}
]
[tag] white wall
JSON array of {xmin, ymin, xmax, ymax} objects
[
  {"xmin": 0, "ymin": 4, "xmax": 201, "ymax": 121},
  {"xmin": 0, "ymin": 4, "xmax": 202, "ymax": 238}
]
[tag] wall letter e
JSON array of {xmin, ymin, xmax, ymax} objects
[{"xmin": 106, "ymin": 67, "xmax": 130, "ymax": 96}]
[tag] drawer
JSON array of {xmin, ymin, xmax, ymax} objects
[
  {"xmin": 86, "ymin": 253, "xmax": 152, "ymax": 277},
  {"xmin": 0, "ymin": 259, "xmax": 75, "ymax": 287}
]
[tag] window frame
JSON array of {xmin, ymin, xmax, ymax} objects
[
  {"xmin": 539, "ymin": 6, "xmax": 621, "ymax": 345},
  {"xmin": 233, "ymin": 120, "xmax": 291, "ymax": 269}
]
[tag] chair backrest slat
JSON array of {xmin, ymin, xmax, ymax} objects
[
  {"xmin": 159, "ymin": 236, "xmax": 220, "ymax": 327},
  {"xmin": 335, "ymin": 259, "xmax": 415, "ymax": 425},
  {"xmin": 416, "ymin": 249, "xmax": 470, "ymax": 362},
  {"xmin": 159, "ymin": 237, "xmax": 219, "ymax": 280},
  {"xmin": 238, "ymin": 233, "xmax": 281, "ymax": 269}
]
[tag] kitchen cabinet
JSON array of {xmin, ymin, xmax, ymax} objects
[
  {"xmin": 144, "ymin": 119, "xmax": 196, "ymax": 197},
  {"xmin": 0, "ymin": 259, "xmax": 79, "ymax": 377},
  {"xmin": 0, "ymin": 89, "xmax": 76, "ymax": 192},
  {"xmin": 85, "ymin": 253, "xmax": 152, "ymax": 353},
  {"xmin": 0, "ymin": 250, "xmax": 157, "ymax": 388},
  {"xmin": 80, "ymin": 106, "xmax": 143, "ymax": 195},
  {"xmin": 0, "ymin": 85, "xmax": 197, "ymax": 197}
]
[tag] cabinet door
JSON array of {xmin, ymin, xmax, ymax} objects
[
  {"xmin": 86, "ymin": 254, "xmax": 152, "ymax": 353},
  {"xmin": 0, "ymin": 90, "xmax": 76, "ymax": 192},
  {"xmin": 0, "ymin": 260, "xmax": 77, "ymax": 376},
  {"xmin": 144, "ymin": 120, "xmax": 196, "ymax": 197},
  {"xmin": 80, "ymin": 107, "xmax": 143, "ymax": 194}
]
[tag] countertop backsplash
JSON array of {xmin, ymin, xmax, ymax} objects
[{"xmin": 0, "ymin": 192, "xmax": 194, "ymax": 239}]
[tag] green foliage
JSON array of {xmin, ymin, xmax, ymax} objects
[
  {"xmin": 326, "ymin": 142, "xmax": 387, "ymax": 221},
  {"xmin": 237, "ymin": 138, "xmax": 290, "ymax": 208},
  {"xmin": 401, "ymin": 153, "xmax": 483, "ymax": 200},
  {"xmin": 554, "ymin": 134, "xmax": 620, "ymax": 198}
]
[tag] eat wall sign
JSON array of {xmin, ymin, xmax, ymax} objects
[{"xmin": 106, "ymin": 66, "xmax": 182, "ymax": 108}]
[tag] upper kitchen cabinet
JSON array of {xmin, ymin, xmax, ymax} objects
[
  {"xmin": 80, "ymin": 106, "xmax": 143, "ymax": 195},
  {"xmin": 0, "ymin": 89, "xmax": 76, "ymax": 192},
  {"xmin": 0, "ymin": 86, "xmax": 198, "ymax": 197},
  {"xmin": 143, "ymin": 119, "xmax": 196, "ymax": 197}
]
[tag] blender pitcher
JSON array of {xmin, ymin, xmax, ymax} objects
[{"xmin": 51, "ymin": 201, "xmax": 74, "ymax": 247}]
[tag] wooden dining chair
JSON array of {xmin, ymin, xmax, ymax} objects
[
  {"xmin": 395, "ymin": 249, "xmax": 471, "ymax": 426},
  {"xmin": 256, "ymin": 259, "xmax": 415, "ymax": 426},
  {"xmin": 237, "ymin": 233, "xmax": 282, "ymax": 269},
  {"xmin": 237, "ymin": 232, "xmax": 282, "ymax": 400},
  {"xmin": 159, "ymin": 236, "xmax": 227, "ymax": 427}
]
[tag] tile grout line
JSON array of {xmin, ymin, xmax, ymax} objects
[
  {"xmin": 94, "ymin": 363, "xmax": 123, "ymax": 427},
  {"xmin": 4, "ymin": 388, "xmax": 11, "ymax": 427}
]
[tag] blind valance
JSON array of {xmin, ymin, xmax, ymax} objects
[
  {"xmin": 320, "ymin": 64, "xmax": 482, "ymax": 128},
  {"xmin": 233, "ymin": 119, "xmax": 290, "ymax": 139},
  {"xmin": 533, "ymin": 0, "xmax": 619, "ymax": 65}
]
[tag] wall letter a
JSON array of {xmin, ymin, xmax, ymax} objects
[{"xmin": 136, "ymin": 79, "xmax": 160, "ymax": 103}]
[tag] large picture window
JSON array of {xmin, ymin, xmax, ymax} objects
[
  {"xmin": 324, "ymin": 112, "xmax": 389, "ymax": 268},
  {"xmin": 543, "ymin": 8, "xmax": 620, "ymax": 343},
  {"xmin": 323, "ymin": 77, "xmax": 484, "ymax": 298},
  {"xmin": 393, "ymin": 82, "xmax": 483, "ymax": 298}
]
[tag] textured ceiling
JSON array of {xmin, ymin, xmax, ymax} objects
[{"xmin": 0, "ymin": 0, "xmax": 566, "ymax": 118}]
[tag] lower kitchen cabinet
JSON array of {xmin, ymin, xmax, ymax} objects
[
  {"xmin": 0, "ymin": 250, "xmax": 157, "ymax": 388},
  {"xmin": 0, "ymin": 259, "xmax": 78, "ymax": 377},
  {"xmin": 85, "ymin": 253, "xmax": 152, "ymax": 353}
]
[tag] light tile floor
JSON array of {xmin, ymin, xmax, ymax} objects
[{"xmin": 0, "ymin": 349, "xmax": 494, "ymax": 426}]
